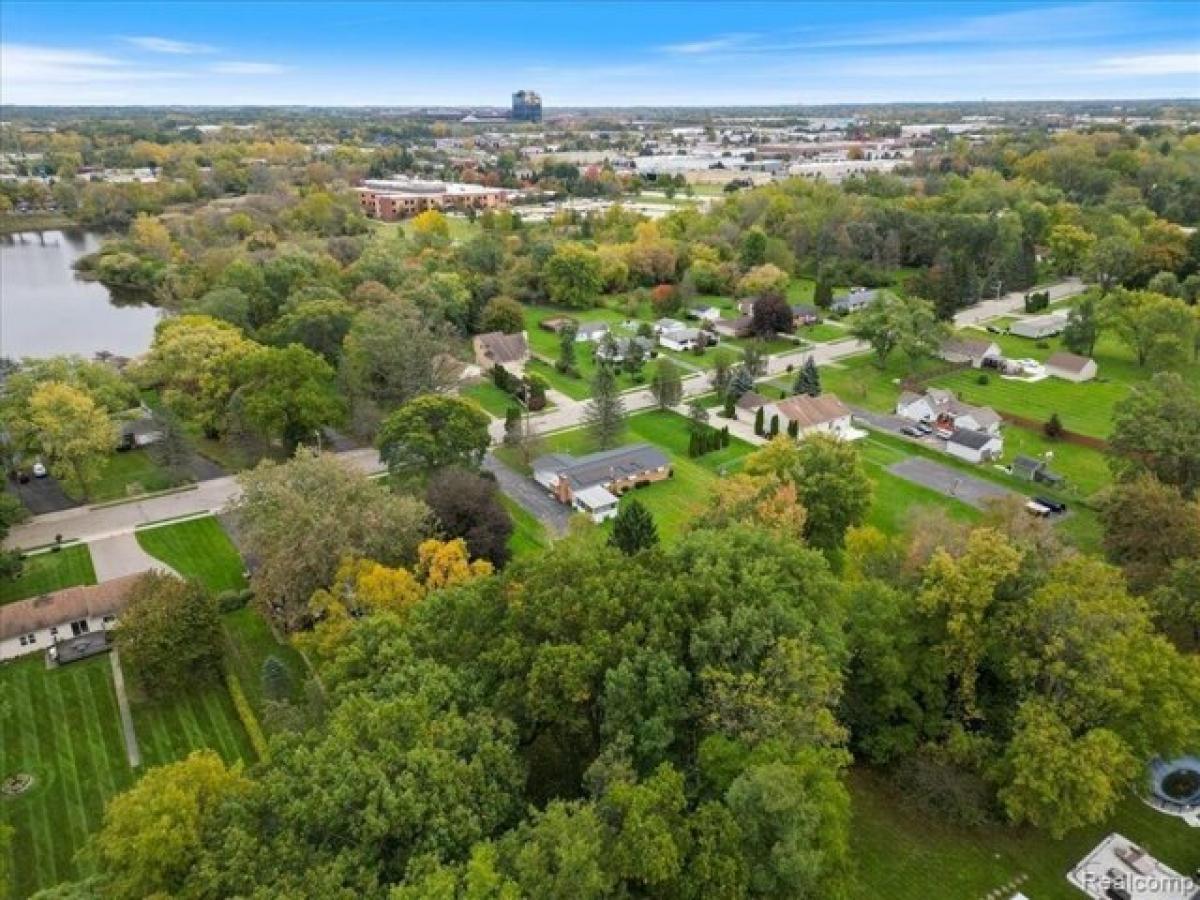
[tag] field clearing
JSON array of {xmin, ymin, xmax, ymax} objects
[
  {"xmin": 135, "ymin": 515, "xmax": 247, "ymax": 594},
  {"xmin": 0, "ymin": 544, "xmax": 96, "ymax": 605},
  {"xmin": 850, "ymin": 768, "xmax": 1200, "ymax": 900}
]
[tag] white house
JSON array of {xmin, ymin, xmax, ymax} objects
[
  {"xmin": 571, "ymin": 485, "xmax": 620, "ymax": 523},
  {"xmin": 659, "ymin": 327, "xmax": 706, "ymax": 352},
  {"xmin": 945, "ymin": 427, "xmax": 1004, "ymax": 463},
  {"xmin": 575, "ymin": 322, "xmax": 610, "ymax": 343},
  {"xmin": 687, "ymin": 305, "xmax": 722, "ymax": 323},
  {"xmin": 1044, "ymin": 351, "xmax": 1097, "ymax": 382},
  {"xmin": 0, "ymin": 574, "xmax": 141, "ymax": 663},
  {"xmin": 764, "ymin": 393, "xmax": 859, "ymax": 440},
  {"xmin": 653, "ymin": 317, "xmax": 686, "ymax": 335},
  {"xmin": 939, "ymin": 337, "xmax": 1002, "ymax": 368},
  {"xmin": 896, "ymin": 388, "xmax": 1002, "ymax": 435},
  {"xmin": 1010, "ymin": 312, "xmax": 1068, "ymax": 339}
]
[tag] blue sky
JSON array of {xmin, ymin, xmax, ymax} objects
[{"xmin": 1, "ymin": 1, "xmax": 1197, "ymax": 106}]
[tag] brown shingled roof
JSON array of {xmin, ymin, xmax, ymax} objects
[
  {"xmin": 773, "ymin": 393, "xmax": 851, "ymax": 429},
  {"xmin": 475, "ymin": 331, "xmax": 529, "ymax": 365},
  {"xmin": 0, "ymin": 574, "xmax": 142, "ymax": 641}
]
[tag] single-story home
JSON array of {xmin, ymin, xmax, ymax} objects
[
  {"xmin": 945, "ymin": 427, "xmax": 1004, "ymax": 464},
  {"xmin": 594, "ymin": 336, "xmax": 654, "ymax": 364},
  {"xmin": 939, "ymin": 337, "xmax": 1002, "ymax": 368},
  {"xmin": 1044, "ymin": 351, "xmax": 1097, "ymax": 382},
  {"xmin": 117, "ymin": 415, "xmax": 164, "ymax": 451},
  {"xmin": 714, "ymin": 315, "xmax": 755, "ymax": 339},
  {"xmin": 659, "ymin": 327, "xmax": 708, "ymax": 352},
  {"xmin": 571, "ymin": 485, "xmax": 620, "ymax": 523},
  {"xmin": 763, "ymin": 392, "xmax": 857, "ymax": 439},
  {"xmin": 653, "ymin": 317, "xmax": 686, "ymax": 335},
  {"xmin": 473, "ymin": 331, "xmax": 530, "ymax": 370},
  {"xmin": 735, "ymin": 391, "xmax": 769, "ymax": 415},
  {"xmin": 830, "ymin": 288, "xmax": 879, "ymax": 314},
  {"xmin": 575, "ymin": 322, "xmax": 610, "ymax": 342},
  {"xmin": 1010, "ymin": 312, "xmax": 1068, "ymax": 339},
  {"xmin": 791, "ymin": 304, "xmax": 821, "ymax": 326},
  {"xmin": 0, "ymin": 574, "xmax": 141, "ymax": 663},
  {"xmin": 896, "ymin": 388, "xmax": 1002, "ymax": 435},
  {"xmin": 532, "ymin": 443, "xmax": 671, "ymax": 504},
  {"xmin": 687, "ymin": 305, "xmax": 722, "ymax": 323},
  {"xmin": 1011, "ymin": 454, "xmax": 1065, "ymax": 486},
  {"xmin": 540, "ymin": 315, "xmax": 578, "ymax": 334}
]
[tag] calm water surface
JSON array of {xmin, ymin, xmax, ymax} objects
[{"xmin": 0, "ymin": 229, "xmax": 162, "ymax": 360}]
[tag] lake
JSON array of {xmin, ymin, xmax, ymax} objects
[{"xmin": 0, "ymin": 229, "xmax": 162, "ymax": 360}]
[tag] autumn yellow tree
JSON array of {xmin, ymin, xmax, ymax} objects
[
  {"xmin": 28, "ymin": 381, "xmax": 115, "ymax": 499},
  {"xmin": 410, "ymin": 209, "xmax": 450, "ymax": 244},
  {"xmin": 305, "ymin": 539, "xmax": 492, "ymax": 660}
]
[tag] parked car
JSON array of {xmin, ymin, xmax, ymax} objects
[
  {"xmin": 915, "ymin": 422, "xmax": 934, "ymax": 435},
  {"xmin": 1034, "ymin": 496, "xmax": 1067, "ymax": 514},
  {"xmin": 32, "ymin": 462, "xmax": 47, "ymax": 478},
  {"xmin": 900, "ymin": 425, "xmax": 921, "ymax": 437}
]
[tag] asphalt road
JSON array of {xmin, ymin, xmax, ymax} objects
[
  {"xmin": 886, "ymin": 457, "xmax": 1013, "ymax": 509},
  {"xmin": 482, "ymin": 453, "xmax": 571, "ymax": 535}
]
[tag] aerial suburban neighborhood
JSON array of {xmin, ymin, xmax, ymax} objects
[{"xmin": 1, "ymin": 2, "xmax": 1198, "ymax": 899}]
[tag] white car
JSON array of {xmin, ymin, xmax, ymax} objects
[{"xmin": 32, "ymin": 462, "xmax": 47, "ymax": 478}]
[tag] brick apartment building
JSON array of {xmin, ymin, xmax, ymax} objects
[{"xmin": 355, "ymin": 177, "xmax": 517, "ymax": 220}]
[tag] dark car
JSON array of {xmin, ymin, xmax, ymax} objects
[
  {"xmin": 1034, "ymin": 496, "xmax": 1067, "ymax": 514},
  {"xmin": 900, "ymin": 425, "xmax": 921, "ymax": 437},
  {"xmin": 915, "ymin": 422, "xmax": 934, "ymax": 435}
]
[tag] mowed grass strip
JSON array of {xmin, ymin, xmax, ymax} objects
[
  {"xmin": 501, "ymin": 496, "xmax": 549, "ymax": 559},
  {"xmin": 0, "ymin": 655, "xmax": 134, "ymax": 898},
  {"xmin": 130, "ymin": 677, "xmax": 254, "ymax": 771},
  {"xmin": 135, "ymin": 516, "xmax": 247, "ymax": 594},
  {"xmin": 1, "ymin": 543, "xmax": 96, "ymax": 605},
  {"xmin": 221, "ymin": 605, "xmax": 309, "ymax": 722}
]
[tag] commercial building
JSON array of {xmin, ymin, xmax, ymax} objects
[
  {"xmin": 355, "ymin": 177, "xmax": 516, "ymax": 220},
  {"xmin": 512, "ymin": 90, "xmax": 543, "ymax": 123}
]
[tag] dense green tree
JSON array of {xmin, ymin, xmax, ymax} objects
[
  {"xmin": 544, "ymin": 243, "xmax": 604, "ymax": 308},
  {"xmin": 1109, "ymin": 373, "xmax": 1200, "ymax": 497},
  {"xmin": 648, "ymin": 357, "xmax": 683, "ymax": 410},
  {"xmin": 230, "ymin": 344, "xmax": 344, "ymax": 453},
  {"xmin": 1099, "ymin": 474, "xmax": 1200, "ymax": 594},
  {"xmin": 608, "ymin": 499, "xmax": 659, "ymax": 555},
  {"xmin": 116, "ymin": 573, "xmax": 223, "ymax": 696},
  {"xmin": 377, "ymin": 395, "xmax": 491, "ymax": 476},
  {"xmin": 340, "ymin": 300, "xmax": 457, "ymax": 411},
  {"xmin": 232, "ymin": 451, "xmax": 430, "ymax": 628},
  {"xmin": 262, "ymin": 297, "xmax": 354, "ymax": 362},
  {"xmin": 584, "ymin": 365, "xmax": 625, "ymax": 450},
  {"xmin": 1062, "ymin": 294, "xmax": 1101, "ymax": 356}
]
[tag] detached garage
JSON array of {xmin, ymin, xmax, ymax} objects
[{"xmin": 1044, "ymin": 351, "xmax": 1097, "ymax": 382}]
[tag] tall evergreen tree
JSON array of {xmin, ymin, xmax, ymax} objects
[
  {"xmin": 585, "ymin": 364, "xmax": 626, "ymax": 449},
  {"xmin": 793, "ymin": 356, "xmax": 822, "ymax": 397},
  {"xmin": 729, "ymin": 366, "xmax": 756, "ymax": 400},
  {"xmin": 608, "ymin": 498, "xmax": 659, "ymax": 555}
]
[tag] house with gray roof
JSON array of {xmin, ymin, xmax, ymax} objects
[
  {"xmin": 532, "ymin": 443, "xmax": 671, "ymax": 504},
  {"xmin": 939, "ymin": 337, "xmax": 1002, "ymax": 368},
  {"xmin": 945, "ymin": 427, "xmax": 1003, "ymax": 464},
  {"xmin": 473, "ymin": 331, "xmax": 530, "ymax": 369},
  {"xmin": 830, "ymin": 288, "xmax": 879, "ymax": 314}
]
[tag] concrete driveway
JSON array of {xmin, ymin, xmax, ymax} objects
[
  {"xmin": 886, "ymin": 457, "xmax": 1013, "ymax": 510},
  {"xmin": 483, "ymin": 453, "xmax": 571, "ymax": 536},
  {"xmin": 89, "ymin": 531, "xmax": 178, "ymax": 582}
]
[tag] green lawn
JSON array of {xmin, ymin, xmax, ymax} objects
[
  {"xmin": 128, "ymin": 677, "xmax": 255, "ymax": 771},
  {"xmin": 850, "ymin": 767, "xmax": 1200, "ymax": 900},
  {"xmin": 497, "ymin": 409, "xmax": 755, "ymax": 540},
  {"xmin": 221, "ymin": 605, "xmax": 310, "ymax": 729},
  {"xmin": 0, "ymin": 544, "xmax": 96, "ymax": 605},
  {"xmin": 857, "ymin": 436, "xmax": 982, "ymax": 534},
  {"xmin": 73, "ymin": 449, "xmax": 182, "ymax": 503},
  {"xmin": 135, "ymin": 515, "xmax": 247, "ymax": 594},
  {"xmin": 797, "ymin": 322, "xmax": 848, "ymax": 343},
  {"xmin": 501, "ymin": 496, "xmax": 550, "ymax": 559},
  {"xmin": 462, "ymin": 380, "xmax": 522, "ymax": 418},
  {"xmin": 930, "ymin": 328, "xmax": 1200, "ymax": 439},
  {"xmin": 0, "ymin": 655, "xmax": 134, "ymax": 897},
  {"xmin": 0, "ymin": 650, "xmax": 253, "ymax": 898}
]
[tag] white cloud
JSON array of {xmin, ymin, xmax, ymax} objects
[
  {"xmin": 660, "ymin": 33, "xmax": 755, "ymax": 55},
  {"xmin": 123, "ymin": 35, "xmax": 215, "ymax": 54},
  {"xmin": 210, "ymin": 61, "xmax": 289, "ymax": 75},
  {"xmin": 0, "ymin": 43, "xmax": 184, "ymax": 91},
  {"xmin": 1087, "ymin": 52, "xmax": 1200, "ymax": 76}
]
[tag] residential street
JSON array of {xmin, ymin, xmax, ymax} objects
[{"xmin": 6, "ymin": 279, "xmax": 1086, "ymax": 553}]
